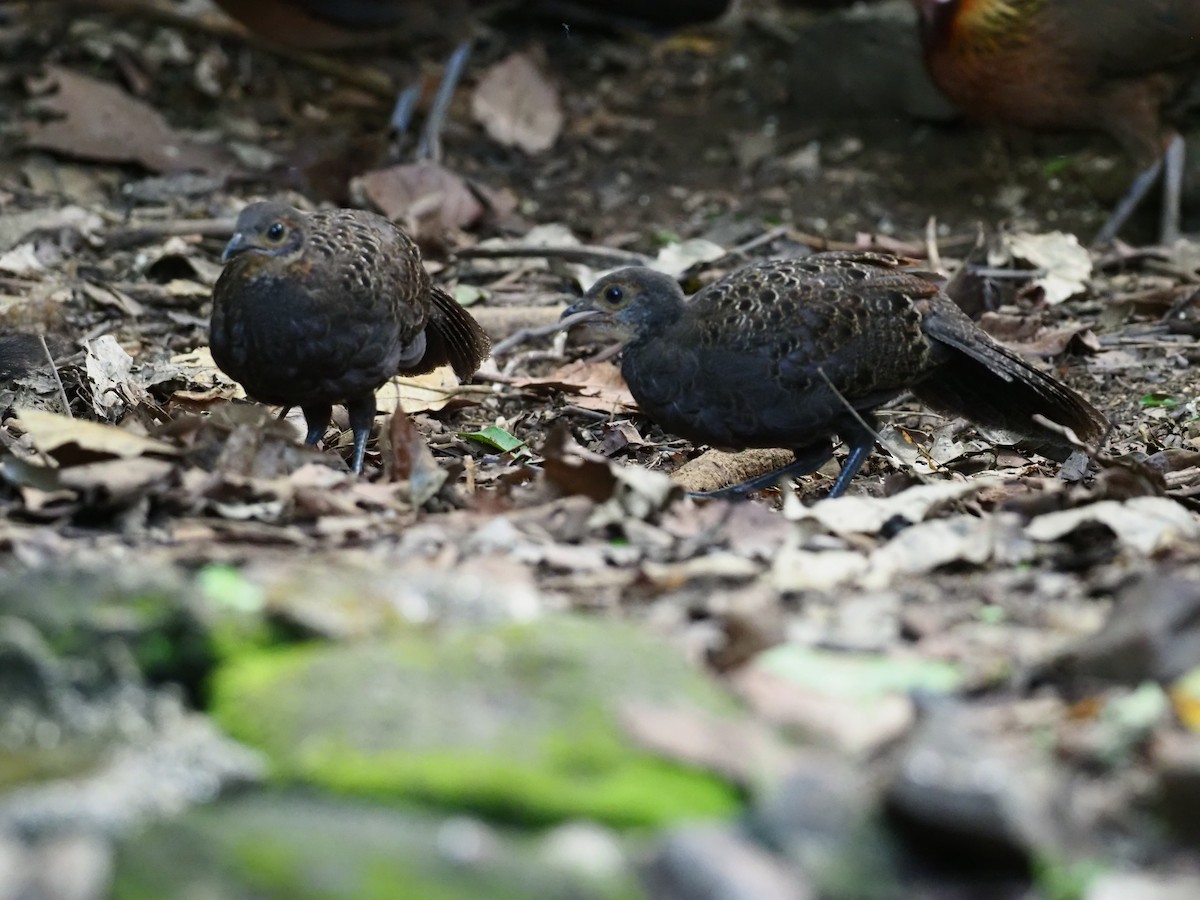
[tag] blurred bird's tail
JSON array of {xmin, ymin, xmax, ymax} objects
[
  {"xmin": 410, "ymin": 286, "xmax": 491, "ymax": 381},
  {"xmin": 914, "ymin": 320, "xmax": 1108, "ymax": 451}
]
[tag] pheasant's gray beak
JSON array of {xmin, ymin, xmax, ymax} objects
[
  {"xmin": 559, "ymin": 302, "xmax": 606, "ymax": 328},
  {"xmin": 220, "ymin": 232, "xmax": 247, "ymax": 263}
]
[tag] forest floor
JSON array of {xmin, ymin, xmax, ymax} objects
[{"xmin": 1, "ymin": 1, "xmax": 1199, "ymax": 898}]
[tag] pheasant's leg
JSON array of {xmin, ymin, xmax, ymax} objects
[
  {"xmin": 345, "ymin": 393, "xmax": 378, "ymax": 475},
  {"xmin": 1160, "ymin": 132, "xmax": 1185, "ymax": 245},
  {"xmin": 1094, "ymin": 152, "xmax": 1166, "ymax": 245},
  {"xmin": 300, "ymin": 403, "xmax": 332, "ymax": 446},
  {"xmin": 826, "ymin": 430, "xmax": 876, "ymax": 499},
  {"xmin": 690, "ymin": 440, "xmax": 835, "ymax": 499},
  {"xmin": 390, "ymin": 40, "xmax": 472, "ymax": 163}
]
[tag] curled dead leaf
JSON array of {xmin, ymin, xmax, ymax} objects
[
  {"xmin": 16, "ymin": 408, "xmax": 178, "ymax": 467},
  {"xmin": 384, "ymin": 411, "xmax": 446, "ymax": 506}
]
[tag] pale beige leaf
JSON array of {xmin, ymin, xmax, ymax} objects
[
  {"xmin": 471, "ymin": 53, "xmax": 562, "ymax": 154},
  {"xmin": 376, "ymin": 367, "xmax": 463, "ymax": 414}
]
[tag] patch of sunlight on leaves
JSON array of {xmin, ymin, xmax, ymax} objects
[
  {"xmin": 757, "ymin": 646, "xmax": 962, "ymax": 700},
  {"xmin": 1104, "ymin": 683, "xmax": 1169, "ymax": 733},
  {"xmin": 198, "ymin": 564, "xmax": 265, "ymax": 613},
  {"xmin": 1170, "ymin": 668, "xmax": 1200, "ymax": 731},
  {"xmin": 977, "ymin": 604, "xmax": 1006, "ymax": 625},
  {"xmin": 1033, "ymin": 854, "xmax": 1107, "ymax": 900},
  {"xmin": 454, "ymin": 284, "xmax": 487, "ymax": 307},
  {"xmin": 458, "ymin": 425, "xmax": 527, "ymax": 455},
  {"xmin": 1042, "ymin": 156, "xmax": 1073, "ymax": 177},
  {"xmin": 1139, "ymin": 392, "xmax": 1180, "ymax": 408}
]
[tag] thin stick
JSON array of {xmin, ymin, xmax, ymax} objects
[
  {"xmin": 1030, "ymin": 414, "xmax": 1091, "ymax": 454},
  {"xmin": 924, "ymin": 216, "xmax": 942, "ymax": 273},
  {"xmin": 39, "ymin": 335, "xmax": 71, "ymax": 418},
  {"xmin": 491, "ymin": 308, "xmax": 594, "ymax": 357},
  {"xmin": 815, "ymin": 366, "xmax": 905, "ymax": 470},
  {"xmin": 723, "ymin": 225, "xmax": 790, "ymax": 260},
  {"xmin": 456, "ymin": 245, "xmax": 652, "ymax": 267},
  {"xmin": 105, "ymin": 217, "xmax": 236, "ymax": 249}
]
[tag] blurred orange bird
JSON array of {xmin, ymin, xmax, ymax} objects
[{"xmin": 912, "ymin": 0, "xmax": 1200, "ymax": 243}]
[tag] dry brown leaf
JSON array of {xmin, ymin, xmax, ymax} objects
[
  {"xmin": 25, "ymin": 67, "xmax": 228, "ymax": 174},
  {"xmin": 513, "ymin": 360, "xmax": 637, "ymax": 412},
  {"xmin": 1024, "ymin": 497, "xmax": 1200, "ymax": 554},
  {"xmin": 385, "ymin": 411, "xmax": 446, "ymax": 505},
  {"xmin": 84, "ymin": 335, "xmax": 135, "ymax": 417},
  {"xmin": 356, "ymin": 162, "xmax": 483, "ymax": 235},
  {"xmin": 0, "ymin": 205, "xmax": 103, "ymax": 252},
  {"xmin": 16, "ymin": 408, "xmax": 179, "ymax": 466},
  {"xmin": 541, "ymin": 426, "xmax": 617, "ymax": 502},
  {"xmin": 1013, "ymin": 323, "xmax": 1101, "ymax": 357},
  {"xmin": 167, "ymin": 347, "xmax": 246, "ymax": 400},
  {"xmin": 1003, "ymin": 231, "xmax": 1091, "ymax": 305},
  {"xmin": 376, "ymin": 367, "xmax": 466, "ymax": 415},
  {"xmin": 471, "ymin": 53, "xmax": 563, "ymax": 154},
  {"xmin": 57, "ymin": 457, "xmax": 176, "ymax": 500}
]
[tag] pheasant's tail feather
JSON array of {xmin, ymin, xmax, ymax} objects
[
  {"xmin": 410, "ymin": 286, "xmax": 491, "ymax": 381},
  {"xmin": 917, "ymin": 320, "xmax": 1108, "ymax": 448}
]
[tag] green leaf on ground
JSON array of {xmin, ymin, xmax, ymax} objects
[
  {"xmin": 459, "ymin": 426, "xmax": 526, "ymax": 454},
  {"xmin": 1140, "ymin": 393, "xmax": 1180, "ymax": 409}
]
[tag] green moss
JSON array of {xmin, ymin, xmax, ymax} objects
[
  {"xmin": 210, "ymin": 620, "xmax": 744, "ymax": 827},
  {"xmin": 297, "ymin": 743, "xmax": 737, "ymax": 827},
  {"xmin": 1032, "ymin": 854, "xmax": 1108, "ymax": 900}
]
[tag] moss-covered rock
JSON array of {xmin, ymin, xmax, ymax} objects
[
  {"xmin": 0, "ymin": 567, "xmax": 212, "ymax": 693},
  {"xmin": 211, "ymin": 617, "xmax": 743, "ymax": 826},
  {"xmin": 114, "ymin": 793, "xmax": 648, "ymax": 900}
]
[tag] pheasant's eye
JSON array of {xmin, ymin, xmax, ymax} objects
[
  {"xmin": 266, "ymin": 222, "xmax": 285, "ymax": 241},
  {"xmin": 604, "ymin": 285, "xmax": 624, "ymax": 304}
]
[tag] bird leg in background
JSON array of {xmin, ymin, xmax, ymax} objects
[
  {"xmin": 390, "ymin": 40, "xmax": 473, "ymax": 163},
  {"xmin": 1095, "ymin": 133, "xmax": 1185, "ymax": 246},
  {"xmin": 1160, "ymin": 133, "xmax": 1185, "ymax": 246},
  {"xmin": 689, "ymin": 440, "xmax": 835, "ymax": 499}
]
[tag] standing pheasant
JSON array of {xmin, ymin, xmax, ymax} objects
[
  {"xmin": 912, "ymin": 0, "xmax": 1200, "ymax": 243},
  {"xmin": 210, "ymin": 201, "xmax": 490, "ymax": 474}
]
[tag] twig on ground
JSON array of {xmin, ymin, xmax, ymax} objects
[
  {"xmin": 1030, "ymin": 414, "xmax": 1095, "ymax": 455},
  {"xmin": 720, "ymin": 225, "xmax": 790, "ymax": 262},
  {"xmin": 106, "ymin": 217, "xmax": 237, "ymax": 249},
  {"xmin": 455, "ymin": 245, "xmax": 652, "ymax": 268},
  {"xmin": 39, "ymin": 335, "xmax": 71, "ymax": 418},
  {"xmin": 925, "ymin": 216, "xmax": 942, "ymax": 273},
  {"xmin": 816, "ymin": 366, "xmax": 911, "ymax": 474},
  {"xmin": 491, "ymin": 308, "xmax": 591, "ymax": 357}
]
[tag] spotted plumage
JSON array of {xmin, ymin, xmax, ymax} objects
[
  {"xmin": 210, "ymin": 201, "xmax": 490, "ymax": 473},
  {"xmin": 562, "ymin": 251, "xmax": 1108, "ymax": 497}
]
